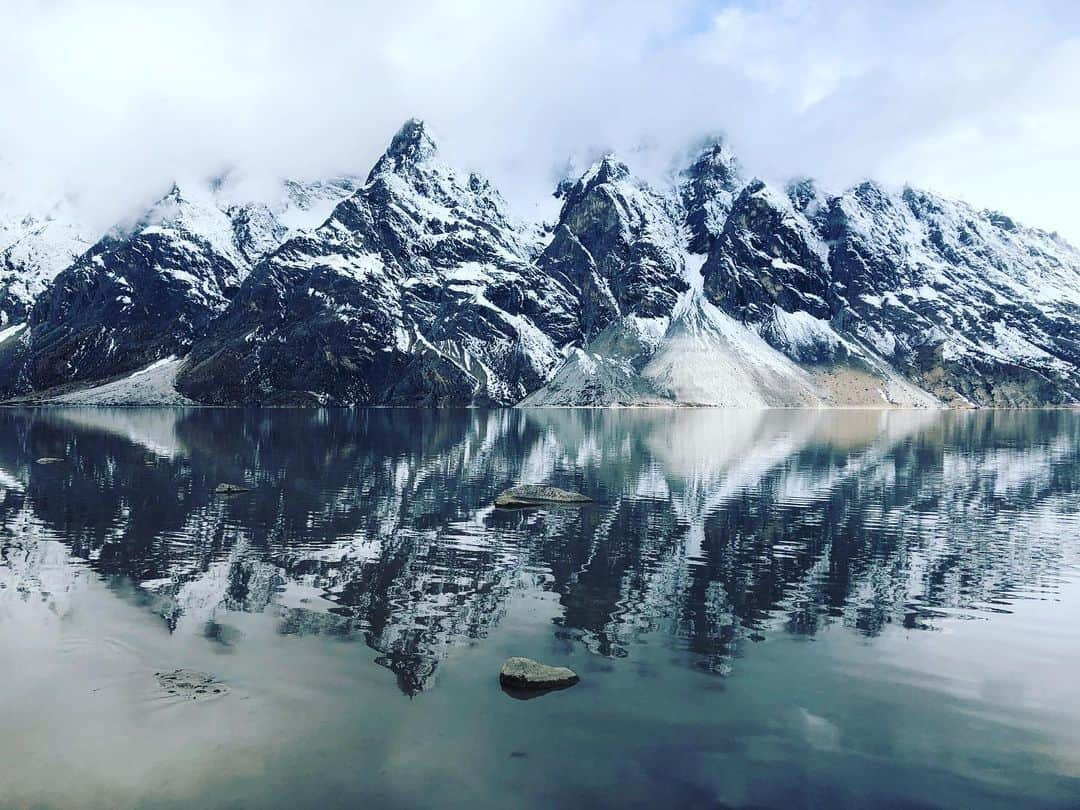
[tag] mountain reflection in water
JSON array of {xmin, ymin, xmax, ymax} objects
[{"xmin": 2, "ymin": 407, "xmax": 1077, "ymax": 698}]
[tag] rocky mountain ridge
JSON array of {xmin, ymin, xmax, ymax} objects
[
  {"xmin": 1, "ymin": 118, "xmax": 1077, "ymax": 407},
  {"xmin": 0, "ymin": 199, "xmax": 97, "ymax": 328}
]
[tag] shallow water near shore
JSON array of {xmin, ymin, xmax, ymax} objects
[{"xmin": 1, "ymin": 407, "xmax": 1079, "ymax": 808}]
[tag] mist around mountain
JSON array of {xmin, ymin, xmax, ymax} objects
[{"xmin": 1, "ymin": 120, "xmax": 1078, "ymax": 407}]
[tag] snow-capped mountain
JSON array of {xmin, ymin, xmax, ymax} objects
[
  {"xmin": 520, "ymin": 155, "xmax": 695, "ymax": 405},
  {"xmin": 813, "ymin": 183, "xmax": 1080, "ymax": 405},
  {"xmin": 176, "ymin": 119, "xmax": 580, "ymax": 405},
  {"xmin": 697, "ymin": 176, "xmax": 1080, "ymax": 406},
  {"xmin": 0, "ymin": 200, "xmax": 96, "ymax": 327},
  {"xmin": 0, "ymin": 174, "xmax": 360, "ymax": 398},
  {"xmin": 529, "ymin": 147, "xmax": 1080, "ymax": 407},
  {"xmin": 1, "ymin": 118, "xmax": 1078, "ymax": 406}
]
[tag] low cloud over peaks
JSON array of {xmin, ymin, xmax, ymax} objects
[{"xmin": 2, "ymin": 0, "xmax": 1079, "ymax": 239}]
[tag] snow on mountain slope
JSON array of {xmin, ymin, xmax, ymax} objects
[
  {"xmin": 0, "ymin": 200, "xmax": 96, "ymax": 327},
  {"xmin": 538, "ymin": 156, "xmax": 690, "ymax": 346},
  {"xmin": 521, "ymin": 158, "xmax": 695, "ymax": 406},
  {"xmin": 3, "ymin": 119, "xmax": 1078, "ymax": 407},
  {"xmin": 678, "ymin": 139, "xmax": 742, "ymax": 254},
  {"xmin": 642, "ymin": 292, "xmax": 825, "ymax": 407},
  {"xmin": 0, "ymin": 175, "xmax": 359, "ymax": 399},
  {"xmin": 177, "ymin": 119, "xmax": 580, "ymax": 405},
  {"xmin": 814, "ymin": 182, "xmax": 1080, "ymax": 405}
]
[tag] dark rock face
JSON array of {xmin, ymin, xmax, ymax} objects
[
  {"xmin": 177, "ymin": 120, "xmax": 580, "ymax": 405},
  {"xmin": 0, "ymin": 187, "xmax": 245, "ymax": 397},
  {"xmin": 680, "ymin": 139, "xmax": 742, "ymax": 254},
  {"xmin": 700, "ymin": 180, "xmax": 847, "ymax": 366},
  {"xmin": 0, "ymin": 178, "xmax": 359, "ymax": 399},
  {"xmin": 539, "ymin": 157, "xmax": 688, "ymax": 342},
  {"xmin": 704, "ymin": 180, "xmax": 833, "ymax": 324}
]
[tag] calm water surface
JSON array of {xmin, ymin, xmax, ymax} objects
[{"xmin": 1, "ymin": 407, "xmax": 1079, "ymax": 808}]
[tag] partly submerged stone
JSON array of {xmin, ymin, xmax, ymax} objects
[
  {"xmin": 494, "ymin": 484, "xmax": 592, "ymax": 508},
  {"xmin": 499, "ymin": 657, "xmax": 579, "ymax": 690},
  {"xmin": 155, "ymin": 668, "xmax": 229, "ymax": 700},
  {"xmin": 214, "ymin": 483, "xmax": 251, "ymax": 495},
  {"xmin": 35, "ymin": 457, "xmax": 65, "ymax": 464}
]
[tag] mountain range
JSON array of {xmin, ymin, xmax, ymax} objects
[{"xmin": 1, "ymin": 118, "xmax": 1078, "ymax": 407}]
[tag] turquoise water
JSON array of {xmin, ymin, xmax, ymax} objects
[{"xmin": 1, "ymin": 408, "xmax": 1079, "ymax": 808}]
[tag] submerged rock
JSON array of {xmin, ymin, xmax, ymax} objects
[
  {"xmin": 35, "ymin": 457, "xmax": 65, "ymax": 464},
  {"xmin": 494, "ymin": 484, "xmax": 592, "ymax": 508},
  {"xmin": 155, "ymin": 669, "xmax": 228, "ymax": 700},
  {"xmin": 214, "ymin": 483, "xmax": 251, "ymax": 494},
  {"xmin": 499, "ymin": 657, "xmax": 579, "ymax": 690}
]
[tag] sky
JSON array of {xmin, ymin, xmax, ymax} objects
[{"xmin": 2, "ymin": 0, "xmax": 1079, "ymax": 241}]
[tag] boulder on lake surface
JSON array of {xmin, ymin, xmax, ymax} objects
[
  {"xmin": 499, "ymin": 657, "xmax": 579, "ymax": 690},
  {"xmin": 214, "ymin": 483, "xmax": 251, "ymax": 494},
  {"xmin": 35, "ymin": 457, "xmax": 65, "ymax": 464},
  {"xmin": 494, "ymin": 484, "xmax": 592, "ymax": 508}
]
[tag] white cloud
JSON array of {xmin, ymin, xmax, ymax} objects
[{"xmin": 2, "ymin": 0, "xmax": 1079, "ymax": 241}]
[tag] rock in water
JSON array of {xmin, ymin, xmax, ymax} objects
[
  {"xmin": 494, "ymin": 484, "xmax": 592, "ymax": 508},
  {"xmin": 155, "ymin": 669, "xmax": 229, "ymax": 700},
  {"xmin": 499, "ymin": 657, "xmax": 579, "ymax": 690},
  {"xmin": 214, "ymin": 483, "xmax": 251, "ymax": 494}
]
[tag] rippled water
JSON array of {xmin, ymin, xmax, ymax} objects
[{"xmin": 1, "ymin": 407, "xmax": 1079, "ymax": 808}]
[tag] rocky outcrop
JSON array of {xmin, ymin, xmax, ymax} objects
[
  {"xmin": 214, "ymin": 483, "xmax": 251, "ymax": 495},
  {"xmin": 499, "ymin": 657, "xmax": 579, "ymax": 690},
  {"xmin": 539, "ymin": 156, "xmax": 688, "ymax": 342},
  {"xmin": 679, "ymin": 139, "xmax": 742, "ymax": 254},
  {"xmin": 494, "ymin": 484, "xmax": 592, "ymax": 508},
  {"xmin": 155, "ymin": 669, "xmax": 229, "ymax": 700},
  {"xmin": 176, "ymin": 120, "xmax": 579, "ymax": 405}
]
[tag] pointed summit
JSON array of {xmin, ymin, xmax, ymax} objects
[
  {"xmin": 554, "ymin": 155, "xmax": 633, "ymax": 212},
  {"xmin": 368, "ymin": 118, "xmax": 439, "ymax": 180},
  {"xmin": 680, "ymin": 138, "xmax": 743, "ymax": 253},
  {"xmin": 388, "ymin": 118, "xmax": 438, "ymax": 158},
  {"xmin": 786, "ymin": 177, "xmax": 819, "ymax": 212},
  {"xmin": 580, "ymin": 155, "xmax": 631, "ymax": 189},
  {"xmin": 684, "ymin": 139, "xmax": 739, "ymax": 182}
]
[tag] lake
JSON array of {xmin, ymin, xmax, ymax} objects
[{"xmin": 1, "ymin": 407, "xmax": 1079, "ymax": 809}]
